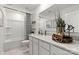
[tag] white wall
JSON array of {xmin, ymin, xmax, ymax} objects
[
  {"xmin": 0, "ymin": 6, "xmax": 6, "ymax": 54},
  {"xmin": 39, "ymin": 4, "xmax": 53, "ymax": 13},
  {"xmin": 31, "ymin": 4, "xmax": 53, "ymax": 34},
  {"xmin": 39, "ymin": 18, "xmax": 46, "ymax": 33},
  {"xmin": 31, "ymin": 6, "xmax": 40, "ymax": 34}
]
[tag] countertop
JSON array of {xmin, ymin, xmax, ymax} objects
[{"xmin": 29, "ymin": 34, "xmax": 79, "ymax": 55}]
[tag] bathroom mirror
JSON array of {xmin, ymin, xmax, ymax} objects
[
  {"xmin": 39, "ymin": 16, "xmax": 56, "ymax": 35},
  {"xmin": 39, "ymin": 4, "xmax": 79, "ymax": 33},
  {"xmin": 46, "ymin": 19, "xmax": 56, "ymax": 28}
]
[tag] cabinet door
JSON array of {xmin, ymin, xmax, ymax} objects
[
  {"xmin": 32, "ymin": 38, "xmax": 39, "ymax": 55},
  {"xmin": 29, "ymin": 44, "xmax": 32, "ymax": 55},
  {"xmin": 39, "ymin": 40, "xmax": 49, "ymax": 50},
  {"xmin": 39, "ymin": 46, "xmax": 49, "ymax": 55},
  {"xmin": 29, "ymin": 36, "xmax": 33, "ymax": 55},
  {"xmin": 39, "ymin": 40, "xmax": 50, "ymax": 55},
  {"xmin": 51, "ymin": 45, "xmax": 73, "ymax": 55}
]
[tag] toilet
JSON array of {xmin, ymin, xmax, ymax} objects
[{"xmin": 21, "ymin": 40, "xmax": 29, "ymax": 49}]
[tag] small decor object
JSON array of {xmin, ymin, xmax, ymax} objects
[
  {"xmin": 52, "ymin": 33, "xmax": 73, "ymax": 43},
  {"xmin": 32, "ymin": 21, "xmax": 36, "ymax": 24},
  {"xmin": 66, "ymin": 24, "xmax": 74, "ymax": 37}
]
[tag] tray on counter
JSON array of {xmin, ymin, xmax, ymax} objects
[{"xmin": 52, "ymin": 34, "xmax": 73, "ymax": 43}]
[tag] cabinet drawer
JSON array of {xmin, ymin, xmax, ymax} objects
[
  {"xmin": 39, "ymin": 40, "xmax": 49, "ymax": 50},
  {"xmin": 39, "ymin": 46, "xmax": 49, "ymax": 55},
  {"xmin": 51, "ymin": 45, "xmax": 73, "ymax": 55}
]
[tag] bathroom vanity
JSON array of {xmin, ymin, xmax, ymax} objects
[{"xmin": 29, "ymin": 34, "xmax": 79, "ymax": 55}]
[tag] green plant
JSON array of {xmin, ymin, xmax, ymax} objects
[
  {"xmin": 56, "ymin": 17, "xmax": 65, "ymax": 34},
  {"xmin": 56, "ymin": 17, "xmax": 65, "ymax": 27}
]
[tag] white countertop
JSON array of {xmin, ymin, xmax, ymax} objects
[{"xmin": 29, "ymin": 34, "xmax": 79, "ymax": 55}]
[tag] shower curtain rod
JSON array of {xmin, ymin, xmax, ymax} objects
[{"xmin": 3, "ymin": 6, "xmax": 32, "ymax": 14}]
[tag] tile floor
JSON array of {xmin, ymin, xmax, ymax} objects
[
  {"xmin": 4, "ymin": 41, "xmax": 29, "ymax": 55},
  {"xmin": 4, "ymin": 47, "xmax": 29, "ymax": 55}
]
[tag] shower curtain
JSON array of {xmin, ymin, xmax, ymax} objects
[{"xmin": 25, "ymin": 13, "xmax": 32, "ymax": 40}]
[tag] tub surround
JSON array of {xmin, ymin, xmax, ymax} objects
[{"xmin": 29, "ymin": 34, "xmax": 79, "ymax": 55}]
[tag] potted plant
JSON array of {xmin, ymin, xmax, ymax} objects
[{"xmin": 56, "ymin": 16, "xmax": 65, "ymax": 35}]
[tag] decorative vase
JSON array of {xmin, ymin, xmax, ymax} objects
[{"xmin": 56, "ymin": 27, "xmax": 64, "ymax": 35}]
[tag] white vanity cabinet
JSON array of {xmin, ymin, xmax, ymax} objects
[
  {"xmin": 29, "ymin": 36, "xmax": 39, "ymax": 55},
  {"xmin": 29, "ymin": 35, "xmax": 75, "ymax": 55},
  {"xmin": 50, "ymin": 45, "xmax": 73, "ymax": 55}
]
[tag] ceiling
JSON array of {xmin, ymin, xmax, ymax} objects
[
  {"xmin": 6, "ymin": 4, "xmax": 40, "ymax": 11},
  {"xmin": 40, "ymin": 4, "xmax": 79, "ymax": 19}
]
